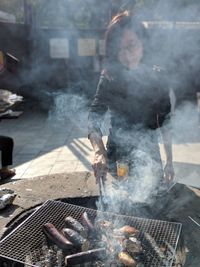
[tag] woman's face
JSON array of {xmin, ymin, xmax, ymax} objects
[{"xmin": 118, "ymin": 29, "xmax": 143, "ymax": 69}]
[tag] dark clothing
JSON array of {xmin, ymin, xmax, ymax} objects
[
  {"xmin": 0, "ymin": 136, "xmax": 14, "ymax": 167},
  {"xmin": 89, "ymin": 64, "xmax": 170, "ymax": 133},
  {"xmin": 88, "ymin": 64, "xmax": 171, "ymax": 191}
]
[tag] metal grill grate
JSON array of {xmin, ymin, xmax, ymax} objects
[{"xmin": 0, "ymin": 200, "xmax": 182, "ymax": 267}]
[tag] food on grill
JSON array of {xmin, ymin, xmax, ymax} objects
[
  {"xmin": 40, "ymin": 211, "xmax": 177, "ymax": 266},
  {"xmin": 62, "ymin": 228, "xmax": 90, "ymax": 251},
  {"xmin": 122, "ymin": 238, "xmax": 143, "ymax": 255},
  {"xmin": 118, "ymin": 251, "xmax": 137, "ymax": 266},
  {"xmin": 81, "ymin": 211, "xmax": 96, "ymax": 234},
  {"xmin": 96, "ymin": 219, "xmax": 114, "ymax": 233},
  {"xmin": 143, "ymin": 232, "xmax": 165, "ymax": 260},
  {"xmin": 65, "ymin": 248, "xmax": 107, "ymax": 266},
  {"xmin": 42, "ymin": 223, "xmax": 73, "ymax": 251},
  {"xmin": 65, "ymin": 216, "xmax": 87, "ymax": 238},
  {"xmin": 114, "ymin": 225, "xmax": 139, "ymax": 237}
]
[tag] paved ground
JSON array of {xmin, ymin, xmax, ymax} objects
[
  {"xmin": 0, "ymin": 103, "xmax": 199, "ymax": 187},
  {"xmin": 0, "ymin": 108, "xmax": 93, "ymax": 179}
]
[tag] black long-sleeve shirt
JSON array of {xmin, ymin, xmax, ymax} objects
[{"xmin": 89, "ymin": 64, "xmax": 171, "ymax": 139}]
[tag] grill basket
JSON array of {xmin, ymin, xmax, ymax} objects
[{"xmin": 0, "ymin": 200, "xmax": 182, "ymax": 267}]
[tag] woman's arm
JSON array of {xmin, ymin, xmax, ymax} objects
[
  {"xmin": 89, "ymin": 132, "xmax": 108, "ymax": 182},
  {"xmin": 88, "ymin": 74, "xmax": 110, "ymax": 182},
  {"xmin": 157, "ymin": 85, "xmax": 175, "ymax": 184},
  {"xmin": 160, "ymin": 125, "xmax": 175, "ymax": 184}
]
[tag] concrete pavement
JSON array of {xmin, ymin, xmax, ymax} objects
[
  {"xmin": 0, "ymin": 109, "xmax": 93, "ymax": 179},
  {"xmin": 0, "ymin": 105, "xmax": 200, "ymax": 187}
]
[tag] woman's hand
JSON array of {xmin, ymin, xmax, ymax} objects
[
  {"xmin": 92, "ymin": 151, "xmax": 108, "ymax": 184},
  {"xmin": 164, "ymin": 161, "xmax": 175, "ymax": 185},
  {"xmin": 88, "ymin": 132, "xmax": 108, "ymax": 184}
]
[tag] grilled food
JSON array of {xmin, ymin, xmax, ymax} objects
[
  {"xmin": 65, "ymin": 216, "xmax": 87, "ymax": 238},
  {"xmin": 118, "ymin": 251, "xmax": 137, "ymax": 267},
  {"xmin": 42, "ymin": 223, "xmax": 73, "ymax": 251},
  {"xmin": 62, "ymin": 228, "xmax": 90, "ymax": 251}
]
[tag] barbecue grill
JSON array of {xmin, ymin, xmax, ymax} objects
[{"xmin": 0, "ymin": 200, "xmax": 182, "ymax": 267}]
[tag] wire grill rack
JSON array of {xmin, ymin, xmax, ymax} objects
[{"xmin": 0, "ymin": 200, "xmax": 182, "ymax": 267}]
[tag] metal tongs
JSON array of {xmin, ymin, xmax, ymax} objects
[{"xmin": 98, "ymin": 175, "xmax": 108, "ymax": 210}]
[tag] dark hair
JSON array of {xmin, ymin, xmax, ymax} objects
[{"xmin": 104, "ymin": 11, "xmax": 147, "ymax": 66}]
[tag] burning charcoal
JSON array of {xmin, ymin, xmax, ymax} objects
[
  {"xmin": 106, "ymin": 258, "xmax": 121, "ymax": 267},
  {"xmin": 118, "ymin": 251, "xmax": 137, "ymax": 267},
  {"xmin": 160, "ymin": 241, "xmax": 176, "ymax": 264},
  {"xmin": 164, "ymin": 241, "xmax": 175, "ymax": 256},
  {"xmin": 56, "ymin": 250, "xmax": 63, "ymax": 267},
  {"xmin": 92, "ymin": 261, "xmax": 105, "ymax": 267},
  {"xmin": 159, "ymin": 242, "xmax": 168, "ymax": 253},
  {"xmin": 132, "ymin": 253, "xmax": 145, "ymax": 263},
  {"xmin": 110, "ymin": 261, "xmax": 118, "ymax": 267},
  {"xmin": 44, "ymin": 249, "xmax": 55, "ymax": 267},
  {"xmin": 41, "ymin": 245, "xmax": 49, "ymax": 261},
  {"xmin": 122, "ymin": 238, "xmax": 142, "ymax": 255},
  {"xmin": 65, "ymin": 248, "xmax": 107, "ymax": 266},
  {"xmin": 42, "ymin": 245, "xmax": 49, "ymax": 252},
  {"xmin": 39, "ymin": 259, "xmax": 45, "ymax": 266},
  {"xmin": 136, "ymin": 263, "xmax": 144, "ymax": 267},
  {"xmin": 39, "ymin": 255, "xmax": 45, "ymax": 266},
  {"xmin": 53, "ymin": 245, "xmax": 59, "ymax": 251},
  {"xmin": 101, "ymin": 234, "xmax": 119, "ymax": 255},
  {"xmin": 42, "ymin": 223, "xmax": 74, "ymax": 251},
  {"xmin": 24, "ymin": 253, "xmax": 33, "ymax": 267},
  {"xmin": 62, "ymin": 228, "xmax": 90, "ymax": 251},
  {"xmin": 37, "ymin": 263, "xmax": 44, "ymax": 267},
  {"xmin": 114, "ymin": 226, "xmax": 139, "ymax": 237},
  {"xmin": 65, "ymin": 216, "xmax": 87, "ymax": 238},
  {"xmin": 44, "ymin": 259, "xmax": 52, "ymax": 267}
]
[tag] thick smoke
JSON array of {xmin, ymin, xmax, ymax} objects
[
  {"xmin": 97, "ymin": 128, "xmax": 166, "ymax": 214},
  {"xmin": 22, "ymin": 0, "xmax": 200, "ymax": 211},
  {"xmin": 48, "ymin": 92, "xmax": 89, "ymax": 133},
  {"xmin": 171, "ymin": 101, "xmax": 199, "ymax": 143}
]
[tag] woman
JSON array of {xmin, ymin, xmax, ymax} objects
[{"xmin": 88, "ymin": 11, "xmax": 174, "ymax": 202}]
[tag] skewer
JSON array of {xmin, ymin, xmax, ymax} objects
[
  {"xmin": 188, "ymin": 216, "xmax": 200, "ymax": 228},
  {"xmin": 99, "ymin": 176, "xmax": 108, "ymax": 210},
  {"xmin": 65, "ymin": 248, "xmax": 107, "ymax": 266}
]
